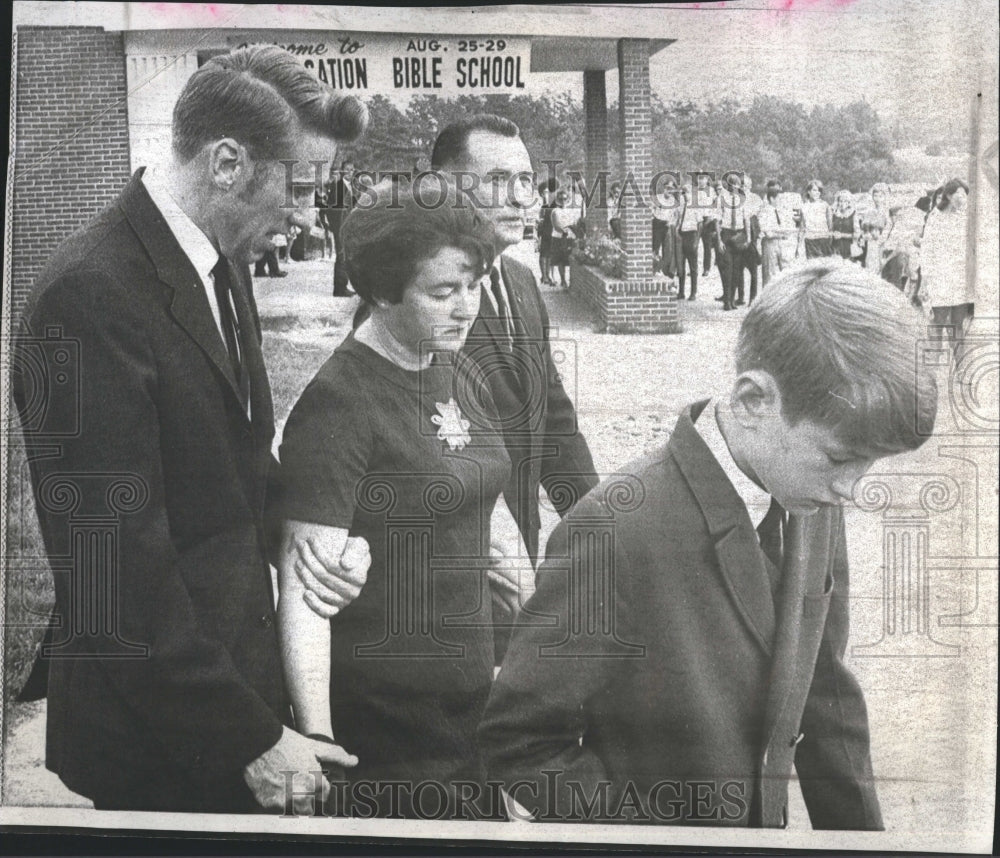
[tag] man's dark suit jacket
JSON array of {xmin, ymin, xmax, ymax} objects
[
  {"xmin": 13, "ymin": 171, "xmax": 288, "ymax": 812},
  {"xmin": 479, "ymin": 402, "xmax": 884, "ymax": 829},
  {"xmin": 465, "ymin": 255, "xmax": 597, "ymax": 563},
  {"xmin": 324, "ymin": 177, "xmax": 354, "ymax": 237}
]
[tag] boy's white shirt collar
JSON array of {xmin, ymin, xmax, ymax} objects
[{"xmin": 695, "ymin": 398, "xmax": 772, "ymax": 529}]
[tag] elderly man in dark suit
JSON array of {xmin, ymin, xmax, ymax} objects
[
  {"xmin": 12, "ymin": 46, "xmax": 369, "ymax": 814},
  {"xmin": 480, "ymin": 261, "xmax": 938, "ymax": 829},
  {"xmin": 432, "ymin": 114, "xmax": 599, "ymax": 564}
]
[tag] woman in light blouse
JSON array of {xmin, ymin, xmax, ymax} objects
[
  {"xmin": 859, "ymin": 182, "xmax": 892, "ymax": 274},
  {"xmin": 551, "ymin": 188, "xmax": 583, "ymax": 288},
  {"xmin": 830, "ymin": 189, "xmax": 860, "ymax": 261},
  {"xmin": 800, "ymin": 179, "xmax": 833, "ymax": 258},
  {"xmin": 920, "ymin": 178, "xmax": 973, "ymax": 363}
]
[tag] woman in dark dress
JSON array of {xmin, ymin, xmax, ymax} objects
[
  {"xmin": 277, "ymin": 183, "xmax": 531, "ymax": 819},
  {"xmin": 537, "ymin": 178, "xmax": 558, "ymax": 285},
  {"xmin": 550, "ymin": 189, "xmax": 579, "ymax": 287}
]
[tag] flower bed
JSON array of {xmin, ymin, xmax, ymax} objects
[{"xmin": 572, "ymin": 235, "xmax": 627, "ymax": 280}]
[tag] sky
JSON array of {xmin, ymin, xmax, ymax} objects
[
  {"xmin": 12, "ymin": 0, "xmax": 998, "ymax": 146},
  {"xmin": 525, "ymin": 0, "xmax": 996, "ymax": 146}
]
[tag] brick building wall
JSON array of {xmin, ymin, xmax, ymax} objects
[
  {"xmin": 570, "ymin": 262, "xmax": 680, "ymax": 334},
  {"xmin": 10, "ymin": 27, "xmax": 132, "ymax": 316},
  {"xmin": 583, "ymin": 69, "xmax": 609, "ymax": 240},
  {"xmin": 617, "ymin": 39, "xmax": 653, "ymax": 283},
  {"xmin": 568, "ymin": 40, "xmax": 679, "ymax": 334}
]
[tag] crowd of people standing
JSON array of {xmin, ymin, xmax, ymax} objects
[
  {"xmin": 307, "ymin": 162, "xmax": 974, "ymax": 366},
  {"xmin": 596, "ymin": 172, "xmax": 974, "ymax": 357}
]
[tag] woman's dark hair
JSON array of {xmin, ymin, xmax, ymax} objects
[
  {"xmin": 936, "ymin": 178, "xmax": 969, "ymax": 211},
  {"xmin": 340, "ymin": 180, "xmax": 496, "ymax": 306},
  {"xmin": 172, "ymin": 46, "xmax": 367, "ymax": 163}
]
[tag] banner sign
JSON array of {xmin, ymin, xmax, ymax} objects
[{"xmin": 227, "ymin": 32, "xmax": 532, "ymax": 96}]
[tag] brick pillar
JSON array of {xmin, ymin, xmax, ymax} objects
[
  {"xmin": 583, "ymin": 69, "xmax": 608, "ymax": 239},
  {"xmin": 617, "ymin": 39, "xmax": 653, "ymax": 280},
  {"xmin": 10, "ymin": 27, "xmax": 132, "ymax": 317}
]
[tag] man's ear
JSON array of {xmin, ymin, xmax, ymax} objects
[
  {"xmin": 208, "ymin": 138, "xmax": 244, "ymax": 192},
  {"xmin": 730, "ymin": 369, "xmax": 783, "ymax": 430}
]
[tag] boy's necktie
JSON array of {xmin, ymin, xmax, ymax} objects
[{"xmin": 756, "ymin": 497, "xmax": 786, "ymax": 594}]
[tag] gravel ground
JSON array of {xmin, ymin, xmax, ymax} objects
[{"xmin": 4, "ymin": 245, "xmax": 996, "ymax": 845}]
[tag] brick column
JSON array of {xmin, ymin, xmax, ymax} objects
[
  {"xmin": 11, "ymin": 27, "xmax": 132, "ymax": 317},
  {"xmin": 583, "ymin": 69, "xmax": 608, "ymax": 239},
  {"xmin": 617, "ymin": 39, "xmax": 653, "ymax": 280}
]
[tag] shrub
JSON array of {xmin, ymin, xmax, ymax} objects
[{"xmin": 573, "ymin": 235, "xmax": 627, "ymax": 280}]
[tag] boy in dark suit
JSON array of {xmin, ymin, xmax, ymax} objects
[{"xmin": 479, "ymin": 260, "xmax": 938, "ymax": 828}]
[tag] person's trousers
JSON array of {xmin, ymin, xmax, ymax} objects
[
  {"xmin": 930, "ymin": 303, "xmax": 975, "ymax": 364},
  {"xmin": 254, "ymin": 249, "xmax": 281, "ymax": 277},
  {"xmin": 719, "ymin": 228, "xmax": 745, "ymax": 306},
  {"xmin": 678, "ymin": 230, "xmax": 699, "ymax": 298},
  {"xmin": 333, "ymin": 230, "xmax": 351, "ymax": 295},
  {"xmin": 657, "ymin": 224, "xmax": 681, "ymax": 279},
  {"xmin": 701, "ymin": 223, "xmax": 715, "ymax": 273},
  {"xmin": 652, "ymin": 218, "xmax": 668, "ymax": 260},
  {"xmin": 761, "ymin": 239, "xmax": 796, "ymax": 287},
  {"xmin": 805, "ymin": 237, "xmax": 833, "ymax": 258},
  {"xmin": 742, "ymin": 247, "xmax": 760, "ymax": 304}
]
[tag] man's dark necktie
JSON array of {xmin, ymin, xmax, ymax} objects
[
  {"xmin": 757, "ymin": 497, "xmax": 786, "ymax": 594},
  {"xmin": 212, "ymin": 257, "xmax": 250, "ymax": 409},
  {"xmin": 489, "ymin": 266, "xmax": 513, "ymax": 352}
]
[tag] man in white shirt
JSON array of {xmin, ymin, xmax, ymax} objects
[
  {"xmin": 677, "ymin": 184, "xmax": 703, "ymax": 299},
  {"xmin": 758, "ymin": 180, "xmax": 800, "ymax": 287},
  {"xmin": 692, "ymin": 171, "xmax": 718, "ymax": 275},
  {"xmin": 717, "ymin": 173, "xmax": 751, "ymax": 309},
  {"xmin": 13, "ymin": 45, "xmax": 369, "ymax": 814},
  {"xmin": 742, "ymin": 176, "xmax": 764, "ymax": 304},
  {"xmin": 651, "ymin": 178, "xmax": 682, "ymax": 280}
]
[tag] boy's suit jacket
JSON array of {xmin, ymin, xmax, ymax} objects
[
  {"xmin": 479, "ymin": 401, "xmax": 883, "ymax": 829},
  {"xmin": 13, "ymin": 171, "xmax": 288, "ymax": 811}
]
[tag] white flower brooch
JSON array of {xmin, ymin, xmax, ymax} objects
[{"xmin": 431, "ymin": 398, "xmax": 472, "ymax": 451}]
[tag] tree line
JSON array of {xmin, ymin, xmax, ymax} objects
[{"xmin": 346, "ymin": 92, "xmax": 900, "ymax": 194}]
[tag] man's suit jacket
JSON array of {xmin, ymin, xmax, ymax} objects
[
  {"xmin": 479, "ymin": 401, "xmax": 883, "ymax": 829},
  {"xmin": 464, "ymin": 255, "xmax": 597, "ymax": 563},
  {"xmin": 324, "ymin": 177, "xmax": 354, "ymax": 237},
  {"xmin": 13, "ymin": 171, "xmax": 288, "ymax": 812}
]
